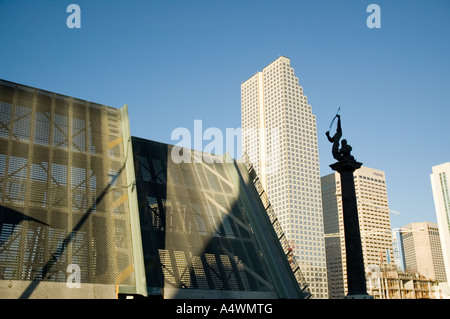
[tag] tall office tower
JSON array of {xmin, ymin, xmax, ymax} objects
[
  {"xmin": 430, "ymin": 162, "xmax": 450, "ymax": 282},
  {"xmin": 241, "ymin": 56, "xmax": 328, "ymax": 298},
  {"xmin": 392, "ymin": 228, "xmax": 406, "ymax": 271},
  {"xmin": 321, "ymin": 166, "xmax": 394, "ymax": 298},
  {"xmin": 402, "ymin": 222, "xmax": 447, "ymax": 282}
]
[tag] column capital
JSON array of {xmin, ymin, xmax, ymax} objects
[{"xmin": 330, "ymin": 159, "xmax": 363, "ymax": 173}]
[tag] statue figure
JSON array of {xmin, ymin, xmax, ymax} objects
[{"xmin": 326, "ymin": 114, "xmax": 354, "ymax": 162}]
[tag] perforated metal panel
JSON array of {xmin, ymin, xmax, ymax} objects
[
  {"xmin": 132, "ymin": 137, "xmax": 303, "ymax": 298},
  {"xmin": 0, "ymin": 80, "xmax": 136, "ymax": 297}
]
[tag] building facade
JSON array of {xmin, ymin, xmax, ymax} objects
[
  {"xmin": 321, "ymin": 166, "xmax": 394, "ymax": 298},
  {"xmin": 392, "ymin": 228, "xmax": 406, "ymax": 271},
  {"xmin": 0, "ymin": 79, "xmax": 144, "ymax": 298},
  {"xmin": 131, "ymin": 138, "xmax": 310, "ymax": 299},
  {"xmin": 241, "ymin": 56, "xmax": 327, "ymax": 298},
  {"xmin": 430, "ymin": 162, "xmax": 450, "ymax": 283},
  {"xmin": 402, "ymin": 222, "xmax": 447, "ymax": 282}
]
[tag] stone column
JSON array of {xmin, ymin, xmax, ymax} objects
[{"xmin": 330, "ymin": 159, "xmax": 372, "ymax": 299}]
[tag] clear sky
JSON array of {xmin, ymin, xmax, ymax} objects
[{"xmin": 1, "ymin": 0, "xmax": 449, "ymax": 229}]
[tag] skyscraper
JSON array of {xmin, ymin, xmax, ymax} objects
[
  {"xmin": 241, "ymin": 56, "xmax": 328, "ymax": 298},
  {"xmin": 392, "ymin": 228, "xmax": 406, "ymax": 271},
  {"xmin": 430, "ymin": 162, "xmax": 450, "ymax": 283},
  {"xmin": 402, "ymin": 222, "xmax": 447, "ymax": 282},
  {"xmin": 321, "ymin": 166, "xmax": 394, "ymax": 298}
]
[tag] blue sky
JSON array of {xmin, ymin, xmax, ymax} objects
[{"xmin": 1, "ymin": 0, "xmax": 449, "ymax": 228}]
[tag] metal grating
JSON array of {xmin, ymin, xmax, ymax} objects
[
  {"xmin": 243, "ymin": 152, "xmax": 312, "ymax": 299},
  {"xmin": 132, "ymin": 138, "xmax": 280, "ymax": 297},
  {"xmin": 0, "ymin": 80, "xmax": 136, "ymax": 296}
]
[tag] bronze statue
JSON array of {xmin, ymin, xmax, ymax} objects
[{"xmin": 326, "ymin": 113, "xmax": 354, "ymax": 162}]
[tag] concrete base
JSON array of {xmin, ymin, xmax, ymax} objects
[
  {"xmin": 344, "ymin": 294, "xmax": 374, "ymax": 299},
  {"xmin": 0, "ymin": 280, "xmax": 117, "ymax": 299},
  {"xmin": 163, "ymin": 287, "xmax": 278, "ymax": 299}
]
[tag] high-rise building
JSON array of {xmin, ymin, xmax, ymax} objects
[
  {"xmin": 241, "ymin": 56, "xmax": 328, "ymax": 298},
  {"xmin": 430, "ymin": 162, "xmax": 450, "ymax": 282},
  {"xmin": 402, "ymin": 222, "xmax": 447, "ymax": 282},
  {"xmin": 321, "ymin": 166, "xmax": 394, "ymax": 298},
  {"xmin": 392, "ymin": 228, "xmax": 406, "ymax": 271}
]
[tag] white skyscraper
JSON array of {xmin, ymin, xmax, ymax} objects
[
  {"xmin": 430, "ymin": 162, "xmax": 450, "ymax": 283},
  {"xmin": 241, "ymin": 56, "xmax": 328, "ymax": 298},
  {"xmin": 402, "ymin": 222, "xmax": 447, "ymax": 282}
]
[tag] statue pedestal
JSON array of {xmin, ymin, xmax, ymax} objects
[
  {"xmin": 330, "ymin": 159, "xmax": 372, "ymax": 299},
  {"xmin": 329, "ymin": 158, "xmax": 362, "ymax": 174}
]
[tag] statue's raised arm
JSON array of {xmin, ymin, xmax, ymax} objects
[
  {"xmin": 326, "ymin": 113, "xmax": 355, "ymax": 162},
  {"xmin": 325, "ymin": 114, "xmax": 342, "ymax": 161}
]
